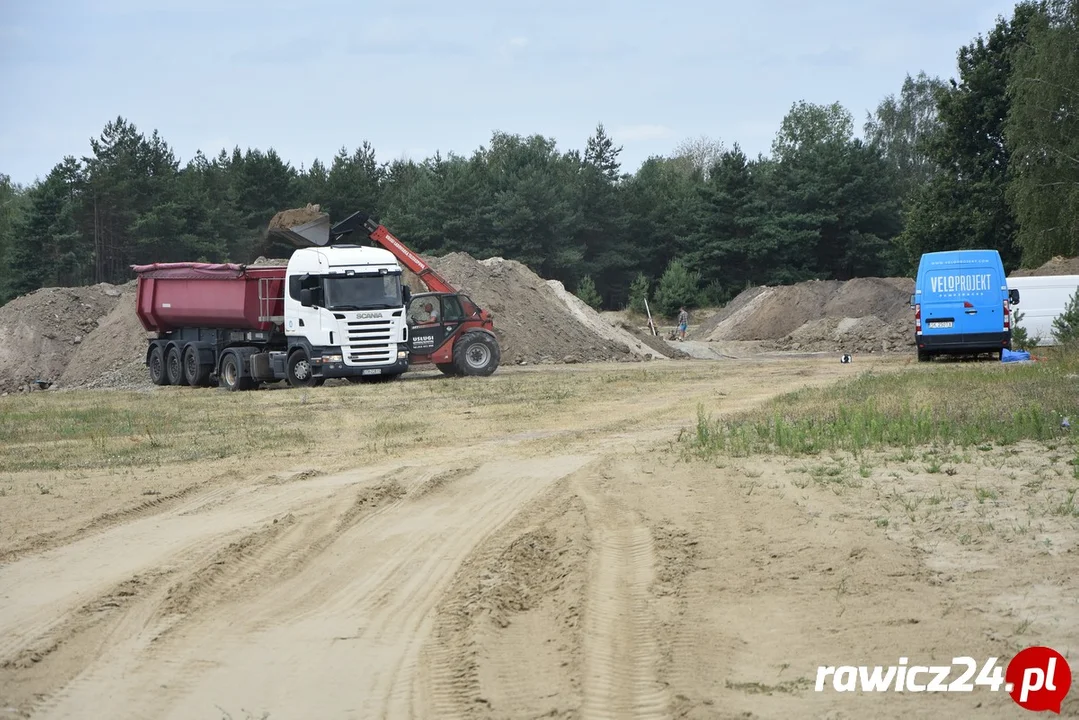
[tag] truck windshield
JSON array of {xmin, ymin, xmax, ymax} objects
[{"xmin": 323, "ymin": 273, "xmax": 402, "ymax": 310}]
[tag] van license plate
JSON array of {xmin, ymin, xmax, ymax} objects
[
  {"xmin": 928, "ymin": 321, "xmax": 953, "ymax": 329},
  {"xmin": 362, "ymin": 369, "xmax": 381, "ymax": 375}
]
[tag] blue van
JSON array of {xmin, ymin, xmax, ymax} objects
[{"xmin": 911, "ymin": 249, "xmax": 1020, "ymax": 362}]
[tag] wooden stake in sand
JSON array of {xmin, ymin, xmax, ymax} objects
[{"xmin": 644, "ymin": 298, "xmax": 658, "ymax": 336}]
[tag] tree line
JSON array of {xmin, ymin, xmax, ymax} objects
[{"xmin": 0, "ymin": 0, "xmax": 1075, "ymax": 316}]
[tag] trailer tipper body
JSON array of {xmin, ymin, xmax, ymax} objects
[{"xmin": 133, "ymin": 245, "xmax": 410, "ymax": 390}]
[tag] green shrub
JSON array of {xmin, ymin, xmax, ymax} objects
[
  {"xmin": 628, "ymin": 272, "xmax": 650, "ymax": 314},
  {"xmin": 575, "ymin": 274, "xmax": 603, "ymax": 310},
  {"xmin": 1011, "ymin": 309, "xmax": 1041, "ymax": 350},
  {"xmin": 654, "ymin": 259, "xmax": 702, "ymax": 316},
  {"xmin": 1052, "ymin": 288, "xmax": 1079, "ymax": 346}
]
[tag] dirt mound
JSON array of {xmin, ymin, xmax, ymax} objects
[
  {"xmin": 0, "ymin": 284, "xmax": 127, "ymax": 393},
  {"xmin": 424, "ymin": 253, "xmax": 638, "ymax": 364},
  {"xmin": 56, "ymin": 288, "xmax": 151, "ymax": 391},
  {"xmin": 696, "ymin": 280, "xmax": 844, "ymax": 341},
  {"xmin": 763, "ymin": 316, "xmax": 912, "ymax": 354},
  {"xmin": 544, "ymin": 280, "xmax": 669, "ymax": 359},
  {"xmin": 267, "ymin": 204, "xmax": 324, "ymax": 231},
  {"xmin": 1010, "ymin": 256, "xmax": 1079, "ymax": 277},
  {"xmin": 692, "ymin": 276, "xmax": 915, "ymax": 353}
]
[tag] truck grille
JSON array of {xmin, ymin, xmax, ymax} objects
[{"xmin": 344, "ymin": 318, "xmax": 395, "ymax": 366}]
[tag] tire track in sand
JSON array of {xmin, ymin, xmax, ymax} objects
[
  {"xmin": 30, "ymin": 454, "xmax": 594, "ymax": 720},
  {"xmin": 577, "ymin": 476, "xmax": 669, "ymax": 719}
]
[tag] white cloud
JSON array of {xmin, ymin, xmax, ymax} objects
[
  {"xmin": 612, "ymin": 124, "xmax": 674, "ymax": 142},
  {"xmin": 508, "ymin": 36, "xmax": 528, "ymax": 48}
]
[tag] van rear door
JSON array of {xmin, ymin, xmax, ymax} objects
[{"xmin": 921, "ymin": 266, "xmax": 1001, "ymax": 340}]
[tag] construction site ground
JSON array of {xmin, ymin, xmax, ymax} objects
[{"xmin": 2, "ymin": 356, "xmax": 1076, "ymax": 719}]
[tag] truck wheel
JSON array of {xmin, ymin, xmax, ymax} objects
[
  {"xmin": 436, "ymin": 363, "xmax": 461, "ymax": 377},
  {"xmin": 149, "ymin": 346, "xmax": 169, "ymax": 386},
  {"xmin": 166, "ymin": 346, "xmax": 189, "ymax": 386},
  {"xmin": 287, "ymin": 350, "xmax": 319, "ymax": 388},
  {"xmin": 453, "ymin": 332, "xmax": 500, "ymax": 376},
  {"xmin": 183, "ymin": 346, "xmax": 210, "ymax": 387},
  {"xmin": 219, "ymin": 352, "xmax": 254, "ymax": 391}
]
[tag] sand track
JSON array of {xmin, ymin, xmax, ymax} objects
[{"xmin": 2, "ymin": 358, "xmax": 1076, "ymax": 719}]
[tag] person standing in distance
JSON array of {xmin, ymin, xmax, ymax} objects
[{"xmin": 677, "ymin": 306, "xmax": 689, "ymax": 341}]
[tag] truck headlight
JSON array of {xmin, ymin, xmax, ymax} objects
[
  {"xmin": 397, "ymin": 350, "xmax": 408, "ymax": 359},
  {"xmin": 323, "ymin": 354, "xmax": 343, "ymax": 363}
]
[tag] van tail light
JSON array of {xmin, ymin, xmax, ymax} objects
[
  {"xmin": 1004, "ymin": 300, "xmax": 1010, "ymax": 330},
  {"xmin": 915, "ymin": 304, "xmax": 922, "ymax": 334}
]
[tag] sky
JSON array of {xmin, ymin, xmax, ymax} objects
[{"xmin": 0, "ymin": 0, "xmax": 1021, "ymax": 187}]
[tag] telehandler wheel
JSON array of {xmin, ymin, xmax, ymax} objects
[
  {"xmin": 436, "ymin": 363, "xmax": 461, "ymax": 377},
  {"xmin": 149, "ymin": 345, "xmax": 169, "ymax": 386},
  {"xmin": 453, "ymin": 332, "xmax": 500, "ymax": 377},
  {"xmin": 166, "ymin": 346, "xmax": 189, "ymax": 386}
]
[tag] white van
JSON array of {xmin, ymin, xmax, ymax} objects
[{"xmin": 1005, "ymin": 275, "xmax": 1079, "ymax": 346}]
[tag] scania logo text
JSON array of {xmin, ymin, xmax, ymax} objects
[{"xmin": 355, "ymin": 312, "xmax": 382, "ymax": 319}]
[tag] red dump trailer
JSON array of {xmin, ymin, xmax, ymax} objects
[
  {"xmin": 134, "ymin": 262, "xmax": 286, "ymax": 333},
  {"xmin": 133, "ymin": 262, "xmax": 292, "ymax": 388}
]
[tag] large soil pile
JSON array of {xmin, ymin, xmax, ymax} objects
[
  {"xmin": 695, "ymin": 276, "xmax": 915, "ymax": 354},
  {"xmin": 423, "ymin": 253, "xmax": 644, "ymax": 364},
  {"xmin": 0, "ymin": 284, "xmax": 127, "ymax": 393},
  {"xmin": 56, "ymin": 286, "xmax": 150, "ymax": 391},
  {"xmin": 1010, "ymin": 256, "xmax": 1079, "ymax": 277}
]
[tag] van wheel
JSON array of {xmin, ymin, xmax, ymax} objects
[{"xmin": 917, "ymin": 350, "xmax": 931, "ymax": 363}]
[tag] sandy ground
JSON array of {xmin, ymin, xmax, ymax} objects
[{"xmin": 0, "ymin": 357, "xmax": 1076, "ymax": 719}]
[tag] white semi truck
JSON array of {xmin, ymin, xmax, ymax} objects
[{"xmin": 134, "ymin": 244, "xmax": 412, "ymax": 390}]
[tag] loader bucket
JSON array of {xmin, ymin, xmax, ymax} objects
[{"xmin": 265, "ymin": 205, "xmax": 332, "ymax": 247}]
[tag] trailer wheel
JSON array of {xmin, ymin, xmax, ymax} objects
[
  {"xmin": 287, "ymin": 350, "xmax": 319, "ymax": 388},
  {"xmin": 183, "ymin": 346, "xmax": 210, "ymax": 387},
  {"xmin": 166, "ymin": 346, "xmax": 189, "ymax": 386},
  {"xmin": 453, "ymin": 332, "xmax": 500, "ymax": 377},
  {"xmin": 149, "ymin": 346, "xmax": 169, "ymax": 386}
]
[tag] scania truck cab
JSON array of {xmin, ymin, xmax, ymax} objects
[{"xmin": 281, "ymin": 244, "xmax": 411, "ymax": 385}]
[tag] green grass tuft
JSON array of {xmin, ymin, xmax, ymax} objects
[{"xmin": 686, "ymin": 359, "xmax": 1079, "ymax": 459}]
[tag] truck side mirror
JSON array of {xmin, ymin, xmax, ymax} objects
[
  {"xmin": 300, "ymin": 288, "xmax": 313, "ymax": 307},
  {"xmin": 402, "ymin": 285, "xmax": 412, "ymax": 304},
  {"xmin": 1009, "ymin": 288, "xmax": 1020, "ymax": 305}
]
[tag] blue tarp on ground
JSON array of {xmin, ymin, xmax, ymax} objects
[{"xmin": 1001, "ymin": 348, "xmax": 1032, "ymax": 363}]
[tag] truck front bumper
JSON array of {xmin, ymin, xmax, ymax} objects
[{"xmin": 312, "ymin": 351, "xmax": 409, "ymax": 379}]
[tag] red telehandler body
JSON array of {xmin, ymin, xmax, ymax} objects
[{"xmin": 267, "ymin": 208, "xmax": 500, "ymax": 377}]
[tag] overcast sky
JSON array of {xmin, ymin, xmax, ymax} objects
[{"xmin": 1, "ymin": 0, "xmax": 1019, "ymax": 186}]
